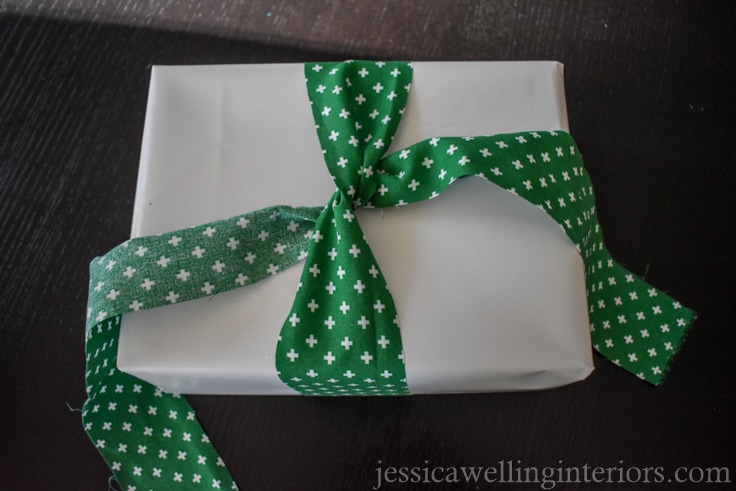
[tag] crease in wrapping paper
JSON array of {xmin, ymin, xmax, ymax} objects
[{"xmin": 120, "ymin": 62, "xmax": 591, "ymax": 394}]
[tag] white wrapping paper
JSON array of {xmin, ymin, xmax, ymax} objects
[{"xmin": 117, "ymin": 62, "xmax": 594, "ymax": 394}]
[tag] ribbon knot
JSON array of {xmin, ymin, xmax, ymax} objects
[{"xmin": 311, "ymin": 61, "xmax": 412, "ymax": 207}]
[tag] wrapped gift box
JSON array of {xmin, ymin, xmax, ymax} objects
[{"xmin": 116, "ymin": 61, "xmax": 593, "ymax": 394}]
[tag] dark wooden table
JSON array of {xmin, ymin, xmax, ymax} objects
[{"xmin": 1, "ymin": 2, "xmax": 734, "ymax": 489}]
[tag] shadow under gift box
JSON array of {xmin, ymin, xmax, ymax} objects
[{"xmin": 117, "ymin": 61, "xmax": 593, "ymax": 395}]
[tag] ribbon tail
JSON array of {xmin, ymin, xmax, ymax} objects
[
  {"xmin": 276, "ymin": 191, "xmax": 409, "ymax": 395},
  {"xmin": 82, "ymin": 316, "xmax": 238, "ymax": 488},
  {"xmin": 371, "ymin": 130, "xmax": 696, "ymax": 384},
  {"xmin": 82, "ymin": 204, "xmax": 324, "ymax": 487},
  {"xmin": 87, "ymin": 205, "xmax": 322, "ymax": 333},
  {"xmin": 585, "ymin": 249, "xmax": 695, "ymax": 384}
]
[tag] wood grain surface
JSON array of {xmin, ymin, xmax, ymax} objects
[{"xmin": 1, "ymin": 2, "xmax": 734, "ymax": 489}]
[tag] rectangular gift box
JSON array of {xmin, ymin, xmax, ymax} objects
[{"xmin": 117, "ymin": 61, "xmax": 594, "ymax": 394}]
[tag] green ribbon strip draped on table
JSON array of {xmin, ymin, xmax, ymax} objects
[{"xmin": 83, "ymin": 60, "xmax": 695, "ymax": 488}]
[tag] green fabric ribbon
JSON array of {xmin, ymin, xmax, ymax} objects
[{"xmin": 83, "ymin": 60, "xmax": 695, "ymax": 488}]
